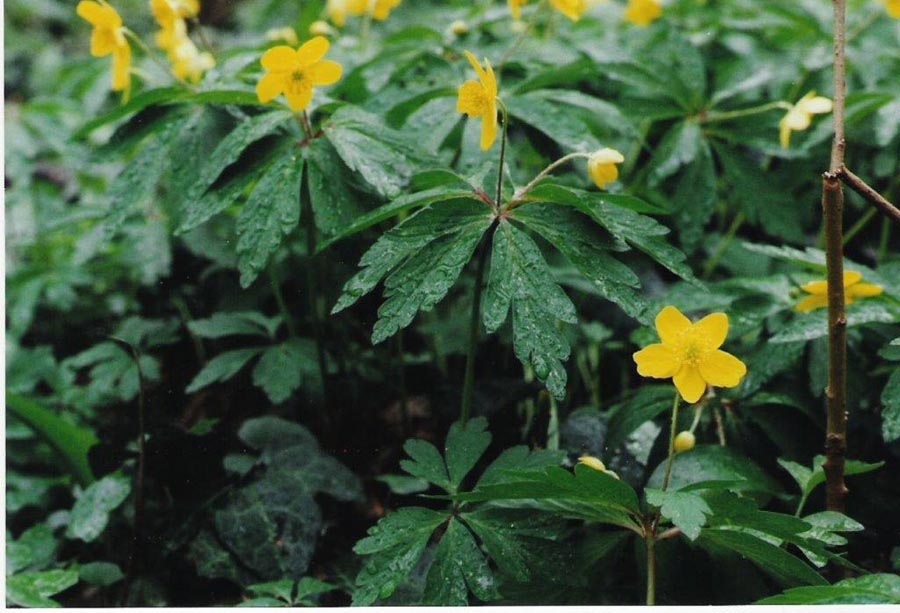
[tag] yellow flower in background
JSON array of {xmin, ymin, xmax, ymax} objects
[
  {"xmin": 327, "ymin": 0, "xmax": 400, "ymax": 25},
  {"xmin": 267, "ymin": 26, "xmax": 300, "ymax": 46},
  {"xmin": 150, "ymin": 0, "xmax": 199, "ymax": 30},
  {"xmin": 587, "ymin": 148, "xmax": 625, "ymax": 189},
  {"xmin": 795, "ymin": 271, "xmax": 884, "ymax": 313},
  {"xmin": 256, "ymin": 37, "xmax": 344, "ymax": 112},
  {"xmin": 171, "ymin": 39, "xmax": 215, "ymax": 83},
  {"xmin": 76, "ymin": 1, "xmax": 132, "ymax": 96},
  {"xmin": 457, "ymin": 51, "xmax": 499, "ymax": 151},
  {"xmin": 369, "ymin": 0, "xmax": 403, "ymax": 20},
  {"xmin": 634, "ymin": 306, "xmax": 747, "ymax": 404},
  {"xmin": 884, "ymin": 0, "xmax": 900, "ymax": 18},
  {"xmin": 509, "ymin": 0, "xmax": 529, "ymax": 19},
  {"xmin": 308, "ymin": 21, "xmax": 334, "ymax": 37},
  {"xmin": 624, "ymin": 0, "xmax": 662, "ymax": 26},
  {"xmin": 779, "ymin": 91, "xmax": 833, "ymax": 148},
  {"xmin": 550, "ymin": 0, "xmax": 590, "ymax": 21}
]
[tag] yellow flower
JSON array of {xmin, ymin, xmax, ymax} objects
[
  {"xmin": 509, "ymin": 0, "xmax": 529, "ymax": 19},
  {"xmin": 779, "ymin": 91, "xmax": 833, "ymax": 149},
  {"xmin": 150, "ymin": 0, "xmax": 199, "ymax": 30},
  {"xmin": 457, "ymin": 51, "xmax": 499, "ymax": 151},
  {"xmin": 370, "ymin": 0, "xmax": 402, "ymax": 20},
  {"xmin": 885, "ymin": 0, "xmax": 900, "ymax": 18},
  {"xmin": 550, "ymin": 0, "xmax": 590, "ymax": 21},
  {"xmin": 795, "ymin": 271, "xmax": 884, "ymax": 313},
  {"xmin": 171, "ymin": 38, "xmax": 215, "ymax": 83},
  {"xmin": 624, "ymin": 0, "xmax": 662, "ymax": 27},
  {"xmin": 266, "ymin": 26, "xmax": 300, "ymax": 46},
  {"xmin": 587, "ymin": 148, "xmax": 625, "ymax": 189},
  {"xmin": 633, "ymin": 306, "xmax": 747, "ymax": 404},
  {"xmin": 76, "ymin": 1, "xmax": 132, "ymax": 95},
  {"xmin": 673, "ymin": 431, "xmax": 696, "ymax": 453},
  {"xmin": 256, "ymin": 37, "xmax": 344, "ymax": 112}
]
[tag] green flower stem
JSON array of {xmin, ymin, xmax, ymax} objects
[
  {"xmin": 662, "ymin": 392, "xmax": 682, "ymax": 492},
  {"xmin": 842, "ymin": 207, "xmax": 877, "ymax": 246},
  {"xmin": 689, "ymin": 404, "xmax": 703, "ymax": 433},
  {"xmin": 646, "ymin": 530, "xmax": 656, "ymax": 606},
  {"xmin": 508, "ymin": 152, "xmax": 589, "ymax": 210},
  {"xmin": 495, "ymin": 99, "xmax": 510, "ymax": 210},
  {"xmin": 460, "ymin": 226, "xmax": 494, "ymax": 425},
  {"xmin": 702, "ymin": 211, "xmax": 745, "ymax": 279},
  {"xmin": 703, "ymin": 100, "xmax": 791, "ymax": 124},
  {"xmin": 268, "ymin": 265, "xmax": 298, "ymax": 338}
]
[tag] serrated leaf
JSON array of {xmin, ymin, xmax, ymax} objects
[
  {"xmin": 371, "ymin": 208, "xmax": 491, "ymax": 344},
  {"xmin": 66, "ymin": 473, "xmax": 131, "ymax": 542},
  {"xmin": 305, "ymin": 137, "xmax": 365, "ymax": 238},
  {"xmin": 513, "ymin": 204, "xmax": 647, "ymax": 322},
  {"xmin": 801, "ymin": 455, "xmax": 883, "ymax": 499},
  {"xmin": 6, "ymin": 569, "xmax": 79, "ymax": 608},
  {"xmin": 423, "ymin": 519, "xmax": 498, "ymax": 605},
  {"xmin": 649, "ymin": 120, "xmax": 704, "ymax": 185},
  {"xmin": 484, "ymin": 222, "xmax": 577, "ymax": 399},
  {"xmin": 400, "ymin": 439, "xmax": 451, "ymax": 492},
  {"xmin": 671, "ymin": 137, "xmax": 716, "ymax": 254},
  {"xmin": 697, "ymin": 528, "xmax": 826, "ymax": 587},
  {"xmin": 647, "ymin": 445, "xmax": 780, "ymax": 499},
  {"xmin": 185, "ymin": 348, "xmax": 264, "ymax": 394},
  {"xmin": 758, "ymin": 574, "xmax": 900, "ymax": 605},
  {"xmin": 187, "ymin": 311, "xmax": 282, "ymax": 340},
  {"xmin": 352, "ymin": 507, "xmax": 448, "ymax": 606},
  {"xmin": 326, "ymin": 105, "xmax": 434, "ymax": 198},
  {"xmin": 252, "ymin": 338, "xmax": 319, "ymax": 404},
  {"xmin": 444, "ymin": 417, "xmax": 491, "ymax": 489},
  {"xmin": 771, "ymin": 301, "xmax": 898, "ymax": 343},
  {"xmin": 646, "ymin": 488, "xmax": 711, "ymax": 540},
  {"xmin": 235, "ymin": 150, "xmax": 303, "ymax": 288},
  {"xmin": 881, "ymin": 370, "xmax": 900, "ymax": 443},
  {"xmin": 476, "ymin": 445, "xmax": 566, "ymax": 488},
  {"xmin": 333, "ymin": 199, "xmax": 491, "ymax": 315}
]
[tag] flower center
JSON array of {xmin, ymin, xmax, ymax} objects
[{"xmin": 287, "ymin": 70, "xmax": 312, "ymax": 95}]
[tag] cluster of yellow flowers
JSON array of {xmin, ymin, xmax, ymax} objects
[
  {"xmin": 76, "ymin": 1, "xmax": 132, "ymax": 98},
  {"xmin": 326, "ymin": 0, "xmax": 403, "ymax": 27},
  {"xmin": 510, "ymin": 0, "xmax": 663, "ymax": 26},
  {"xmin": 150, "ymin": 0, "xmax": 214, "ymax": 84}
]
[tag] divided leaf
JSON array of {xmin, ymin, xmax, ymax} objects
[{"xmin": 645, "ymin": 488, "xmax": 712, "ymax": 541}]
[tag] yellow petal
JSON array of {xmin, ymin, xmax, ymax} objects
[
  {"xmin": 578, "ymin": 456, "xmax": 606, "ymax": 472},
  {"xmin": 256, "ymin": 72, "xmax": 284, "ymax": 103},
  {"xmin": 285, "ymin": 86, "xmax": 315, "ymax": 112},
  {"xmin": 483, "ymin": 59, "xmax": 498, "ymax": 99},
  {"xmin": 90, "ymin": 27, "xmax": 117, "ymax": 57},
  {"xmin": 692, "ymin": 312, "xmax": 728, "ymax": 350},
  {"xmin": 673, "ymin": 365, "xmax": 706, "ymax": 403},
  {"xmin": 463, "ymin": 50, "xmax": 487, "ymax": 84},
  {"xmin": 843, "ymin": 270, "xmax": 862, "ymax": 287},
  {"xmin": 633, "ymin": 343, "xmax": 681, "ymax": 378},
  {"xmin": 77, "ymin": 1, "xmax": 120, "ymax": 27},
  {"xmin": 655, "ymin": 306, "xmax": 691, "ymax": 345},
  {"xmin": 795, "ymin": 294, "xmax": 828, "ymax": 313},
  {"xmin": 588, "ymin": 161, "xmax": 619, "ymax": 189},
  {"xmin": 888, "ymin": 0, "xmax": 900, "ymax": 18},
  {"xmin": 261, "ymin": 45, "xmax": 298, "ymax": 72},
  {"xmin": 698, "ymin": 350, "xmax": 747, "ymax": 388},
  {"xmin": 296, "ymin": 36, "xmax": 330, "ymax": 67},
  {"xmin": 783, "ymin": 107, "xmax": 812, "ymax": 131},
  {"xmin": 309, "ymin": 59, "xmax": 343, "ymax": 86},
  {"xmin": 848, "ymin": 283, "xmax": 883, "ymax": 299},
  {"xmin": 800, "ymin": 279, "xmax": 828, "ymax": 295},
  {"xmin": 779, "ymin": 116, "xmax": 792, "ymax": 149},
  {"xmin": 797, "ymin": 93, "xmax": 833, "ymax": 115},
  {"xmin": 480, "ymin": 100, "xmax": 498, "ymax": 150},
  {"xmin": 111, "ymin": 43, "xmax": 132, "ymax": 92}
]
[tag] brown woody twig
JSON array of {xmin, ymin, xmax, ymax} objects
[{"xmin": 838, "ymin": 166, "xmax": 900, "ymax": 226}]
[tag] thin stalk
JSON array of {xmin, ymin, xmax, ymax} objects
[
  {"xmin": 713, "ymin": 406, "xmax": 727, "ymax": 446},
  {"xmin": 689, "ymin": 404, "xmax": 703, "ymax": 433},
  {"xmin": 842, "ymin": 207, "xmax": 876, "ymax": 246},
  {"xmin": 822, "ymin": 0, "xmax": 849, "ymax": 514},
  {"xmin": 702, "ymin": 212, "xmax": 745, "ymax": 279},
  {"xmin": 509, "ymin": 152, "xmax": 589, "ymax": 208},
  {"xmin": 547, "ymin": 395, "xmax": 559, "ymax": 451},
  {"xmin": 703, "ymin": 100, "xmax": 792, "ymax": 124},
  {"xmin": 495, "ymin": 100, "xmax": 510, "ymax": 210},
  {"xmin": 269, "ymin": 266, "xmax": 298, "ymax": 338},
  {"xmin": 646, "ymin": 529, "xmax": 656, "ymax": 606},
  {"xmin": 661, "ymin": 393, "xmax": 682, "ymax": 492},
  {"xmin": 460, "ymin": 230, "xmax": 493, "ymax": 424}
]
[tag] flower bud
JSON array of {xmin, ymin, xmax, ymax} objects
[
  {"xmin": 674, "ymin": 431, "xmax": 696, "ymax": 453},
  {"xmin": 587, "ymin": 147, "xmax": 625, "ymax": 189},
  {"xmin": 449, "ymin": 20, "xmax": 469, "ymax": 35},
  {"xmin": 578, "ymin": 455, "xmax": 606, "ymax": 472},
  {"xmin": 265, "ymin": 26, "xmax": 299, "ymax": 46},
  {"xmin": 309, "ymin": 20, "xmax": 334, "ymax": 37}
]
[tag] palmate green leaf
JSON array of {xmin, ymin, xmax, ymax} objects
[
  {"xmin": 332, "ymin": 198, "xmax": 491, "ymax": 339},
  {"xmin": 484, "ymin": 222, "xmax": 578, "ymax": 399},
  {"xmin": 512, "ymin": 204, "xmax": 648, "ymax": 322},
  {"xmin": 648, "ymin": 120, "xmax": 704, "ymax": 185},
  {"xmin": 235, "ymin": 149, "xmax": 303, "ymax": 288},
  {"xmin": 646, "ymin": 445, "xmax": 781, "ymax": 499},
  {"xmin": 187, "ymin": 311, "xmax": 282, "ymax": 340},
  {"xmin": 6, "ymin": 393, "xmax": 98, "ymax": 486},
  {"xmin": 758, "ymin": 574, "xmax": 900, "ymax": 605},
  {"xmin": 444, "ymin": 417, "xmax": 492, "ymax": 488},
  {"xmin": 66, "ymin": 473, "xmax": 131, "ymax": 542},
  {"xmin": 645, "ymin": 488, "xmax": 712, "ymax": 541},
  {"xmin": 400, "ymin": 439, "xmax": 452, "ymax": 492},
  {"xmin": 251, "ymin": 338, "xmax": 320, "ymax": 404},
  {"xmin": 475, "ymin": 445, "xmax": 566, "ymax": 488},
  {"xmin": 457, "ymin": 465, "xmax": 642, "ymax": 532},
  {"xmin": 6, "ymin": 569, "xmax": 79, "ymax": 608},
  {"xmin": 798, "ymin": 511, "xmax": 864, "ymax": 567},
  {"xmin": 670, "ymin": 137, "xmax": 716, "ymax": 254},
  {"xmin": 525, "ymin": 184, "xmax": 695, "ymax": 281},
  {"xmin": 423, "ymin": 518, "xmax": 498, "ymax": 606},
  {"xmin": 882, "ymin": 369, "xmax": 900, "ymax": 442},
  {"xmin": 306, "ymin": 137, "xmax": 366, "ymax": 238},
  {"xmin": 185, "ymin": 348, "xmax": 265, "ymax": 394},
  {"xmin": 697, "ymin": 528, "xmax": 826, "ymax": 588},
  {"xmin": 325, "ymin": 105, "xmax": 435, "ymax": 198},
  {"xmin": 352, "ymin": 507, "xmax": 448, "ymax": 606}
]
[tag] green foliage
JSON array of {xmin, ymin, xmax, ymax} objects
[
  {"xmin": 66, "ymin": 473, "xmax": 131, "ymax": 542},
  {"xmin": 758, "ymin": 574, "xmax": 900, "ymax": 605}
]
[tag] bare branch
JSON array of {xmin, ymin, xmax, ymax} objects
[{"xmin": 838, "ymin": 166, "xmax": 900, "ymax": 226}]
